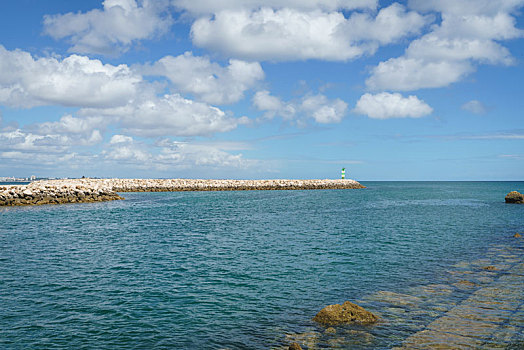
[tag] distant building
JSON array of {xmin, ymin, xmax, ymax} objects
[{"xmin": 30, "ymin": 175, "xmax": 36, "ymax": 181}]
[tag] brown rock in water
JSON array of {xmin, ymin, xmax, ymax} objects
[
  {"xmin": 453, "ymin": 280, "xmax": 477, "ymax": 289},
  {"xmin": 288, "ymin": 342, "xmax": 302, "ymax": 350},
  {"xmin": 505, "ymin": 191, "xmax": 524, "ymax": 203},
  {"xmin": 482, "ymin": 266, "xmax": 498, "ymax": 271},
  {"xmin": 325, "ymin": 327, "xmax": 337, "ymax": 334},
  {"xmin": 313, "ymin": 301, "xmax": 378, "ymax": 325},
  {"xmin": 515, "ymin": 233, "xmax": 522, "ymax": 238}
]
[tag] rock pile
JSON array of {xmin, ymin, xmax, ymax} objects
[
  {"xmin": 99, "ymin": 178, "xmax": 365, "ymax": 192},
  {"xmin": 0, "ymin": 178, "xmax": 365, "ymax": 207},
  {"xmin": 313, "ymin": 301, "xmax": 378, "ymax": 325},
  {"xmin": 0, "ymin": 183, "xmax": 123, "ymax": 206},
  {"xmin": 505, "ymin": 191, "xmax": 524, "ymax": 203}
]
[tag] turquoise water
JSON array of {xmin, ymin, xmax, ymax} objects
[
  {"xmin": 0, "ymin": 182, "xmax": 31, "ymax": 185},
  {"xmin": 0, "ymin": 181, "xmax": 523, "ymax": 349}
]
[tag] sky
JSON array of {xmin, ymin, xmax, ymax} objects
[{"xmin": 0, "ymin": 0, "xmax": 523, "ymax": 180}]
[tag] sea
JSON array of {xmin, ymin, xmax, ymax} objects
[
  {"xmin": 1, "ymin": 181, "xmax": 523, "ymax": 349},
  {"xmin": 0, "ymin": 182, "xmax": 31, "ymax": 185}
]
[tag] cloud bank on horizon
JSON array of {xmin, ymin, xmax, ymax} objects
[{"xmin": 0, "ymin": 0, "xmax": 523, "ymax": 180}]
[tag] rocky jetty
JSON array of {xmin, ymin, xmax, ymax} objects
[
  {"xmin": 313, "ymin": 301, "xmax": 378, "ymax": 325},
  {"xmin": 0, "ymin": 178, "xmax": 364, "ymax": 207},
  {"xmin": 0, "ymin": 182, "xmax": 123, "ymax": 206},
  {"xmin": 505, "ymin": 191, "xmax": 524, "ymax": 203},
  {"xmin": 85, "ymin": 178, "xmax": 365, "ymax": 192}
]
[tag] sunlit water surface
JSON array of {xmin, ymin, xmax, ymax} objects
[{"xmin": 1, "ymin": 181, "xmax": 523, "ymax": 349}]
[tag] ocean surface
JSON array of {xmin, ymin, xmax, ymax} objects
[
  {"xmin": 1, "ymin": 181, "xmax": 523, "ymax": 349},
  {"xmin": 0, "ymin": 181, "xmax": 31, "ymax": 185}
]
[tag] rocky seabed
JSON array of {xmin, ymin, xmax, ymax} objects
[{"xmin": 0, "ymin": 178, "xmax": 364, "ymax": 206}]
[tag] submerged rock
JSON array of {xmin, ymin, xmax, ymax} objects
[
  {"xmin": 482, "ymin": 266, "xmax": 498, "ymax": 271},
  {"xmin": 514, "ymin": 233, "xmax": 522, "ymax": 238},
  {"xmin": 313, "ymin": 301, "xmax": 378, "ymax": 325},
  {"xmin": 453, "ymin": 280, "xmax": 477, "ymax": 290},
  {"xmin": 368, "ymin": 290, "xmax": 422, "ymax": 307},
  {"xmin": 288, "ymin": 342, "xmax": 302, "ymax": 350},
  {"xmin": 325, "ymin": 327, "xmax": 337, "ymax": 334},
  {"xmin": 505, "ymin": 191, "xmax": 524, "ymax": 204}
]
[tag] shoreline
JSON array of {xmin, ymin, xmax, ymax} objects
[{"xmin": 0, "ymin": 178, "xmax": 365, "ymax": 206}]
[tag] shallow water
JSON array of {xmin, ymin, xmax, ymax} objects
[{"xmin": 0, "ymin": 181, "xmax": 523, "ymax": 349}]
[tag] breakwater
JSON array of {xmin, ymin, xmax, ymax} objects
[
  {"xmin": 0, "ymin": 178, "xmax": 364, "ymax": 206},
  {"xmin": 0, "ymin": 182, "xmax": 123, "ymax": 206}
]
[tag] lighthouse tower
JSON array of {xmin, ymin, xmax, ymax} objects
[{"xmin": 341, "ymin": 168, "xmax": 346, "ymax": 179}]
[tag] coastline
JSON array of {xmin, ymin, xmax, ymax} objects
[{"xmin": 0, "ymin": 178, "xmax": 365, "ymax": 206}]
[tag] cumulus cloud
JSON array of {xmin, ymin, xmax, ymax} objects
[
  {"xmin": 102, "ymin": 137, "xmax": 252, "ymax": 169},
  {"xmin": 353, "ymin": 92, "xmax": 433, "ymax": 119},
  {"xmin": 191, "ymin": 4, "xmax": 429, "ymax": 61},
  {"xmin": 110, "ymin": 134, "xmax": 134, "ymax": 144},
  {"xmin": 104, "ymin": 137, "xmax": 151, "ymax": 162},
  {"xmin": 366, "ymin": 1, "xmax": 524, "ymax": 91},
  {"xmin": 300, "ymin": 95, "xmax": 348, "ymax": 123},
  {"xmin": 155, "ymin": 139, "xmax": 249, "ymax": 168},
  {"xmin": 461, "ymin": 100, "xmax": 487, "ymax": 114},
  {"xmin": 173, "ymin": 0, "xmax": 377, "ymax": 14},
  {"xmin": 0, "ymin": 114, "xmax": 105, "ymax": 161},
  {"xmin": 0, "ymin": 149, "xmax": 82, "ymax": 168},
  {"xmin": 253, "ymin": 90, "xmax": 347, "ymax": 124},
  {"xmin": 0, "ymin": 46, "xmax": 249, "ymax": 138},
  {"xmin": 366, "ymin": 58, "xmax": 474, "ymax": 91},
  {"xmin": 253, "ymin": 91, "xmax": 296, "ymax": 120},
  {"xmin": 0, "ymin": 46, "xmax": 141, "ymax": 108},
  {"xmin": 33, "ymin": 115, "xmax": 106, "ymax": 144},
  {"xmin": 408, "ymin": 0, "xmax": 524, "ymax": 17},
  {"xmin": 143, "ymin": 52, "xmax": 264, "ymax": 104},
  {"xmin": 81, "ymin": 93, "xmax": 246, "ymax": 137},
  {"xmin": 43, "ymin": 0, "xmax": 173, "ymax": 55}
]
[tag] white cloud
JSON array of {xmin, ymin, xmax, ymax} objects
[
  {"xmin": 33, "ymin": 115, "xmax": 105, "ymax": 144},
  {"xmin": 253, "ymin": 91, "xmax": 295, "ymax": 120},
  {"xmin": 366, "ymin": 2, "xmax": 524, "ymax": 91},
  {"xmin": 0, "ymin": 150, "xmax": 81, "ymax": 168},
  {"xmin": 0, "ymin": 46, "xmax": 249, "ymax": 139},
  {"xmin": 0, "ymin": 114, "xmax": 105, "ymax": 161},
  {"xmin": 156, "ymin": 140, "xmax": 249, "ymax": 168},
  {"xmin": 102, "ymin": 137, "xmax": 252, "ymax": 169},
  {"xmin": 144, "ymin": 52, "xmax": 264, "ymax": 104},
  {"xmin": 341, "ymin": 3, "xmax": 432, "ymax": 45},
  {"xmin": 353, "ymin": 92, "xmax": 433, "ymax": 119},
  {"xmin": 432, "ymin": 12, "xmax": 523, "ymax": 40},
  {"xmin": 191, "ymin": 4, "xmax": 428, "ymax": 61},
  {"xmin": 173, "ymin": 0, "xmax": 377, "ymax": 14},
  {"xmin": 253, "ymin": 90, "xmax": 284, "ymax": 112},
  {"xmin": 0, "ymin": 130, "xmax": 72, "ymax": 155},
  {"xmin": 105, "ymin": 142, "xmax": 151, "ymax": 162},
  {"xmin": 110, "ymin": 134, "xmax": 134, "ymax": 144},
  {"xmin": 43, "ymin": 0, "xmax": 173, "ymax": 55},
  {"xmin": 408, "ymin": 0, "xmax": 524, "ymax": 17},
  {"xmin": 366, "ymin": 57, "xmax": 474, "ymax": 91},
  {"xmin": 0, "ymin": 46, "xmax": 141, "ymax": 108},
  {"xmin": 461, "ymin": 100, "xmax": 487, "ymax": 114},
  {"xmin": 405, "ymin": 35, "xmax": 514, "ymax": 64},
  {"xmin": 300, "ymin": 95, "xmax": 348, "ymax": 123},
  {"xmin": 81, "ymin": 93, "xmax": 246, "ymax": 137},
  {"xmin": 253, "ymin": 90, "xmax": 347, "ymax": 124}
]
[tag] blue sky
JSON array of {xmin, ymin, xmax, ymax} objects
[{"xmin": 0, "ymin": 0, "xmax": 523, "ymax": 180}]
